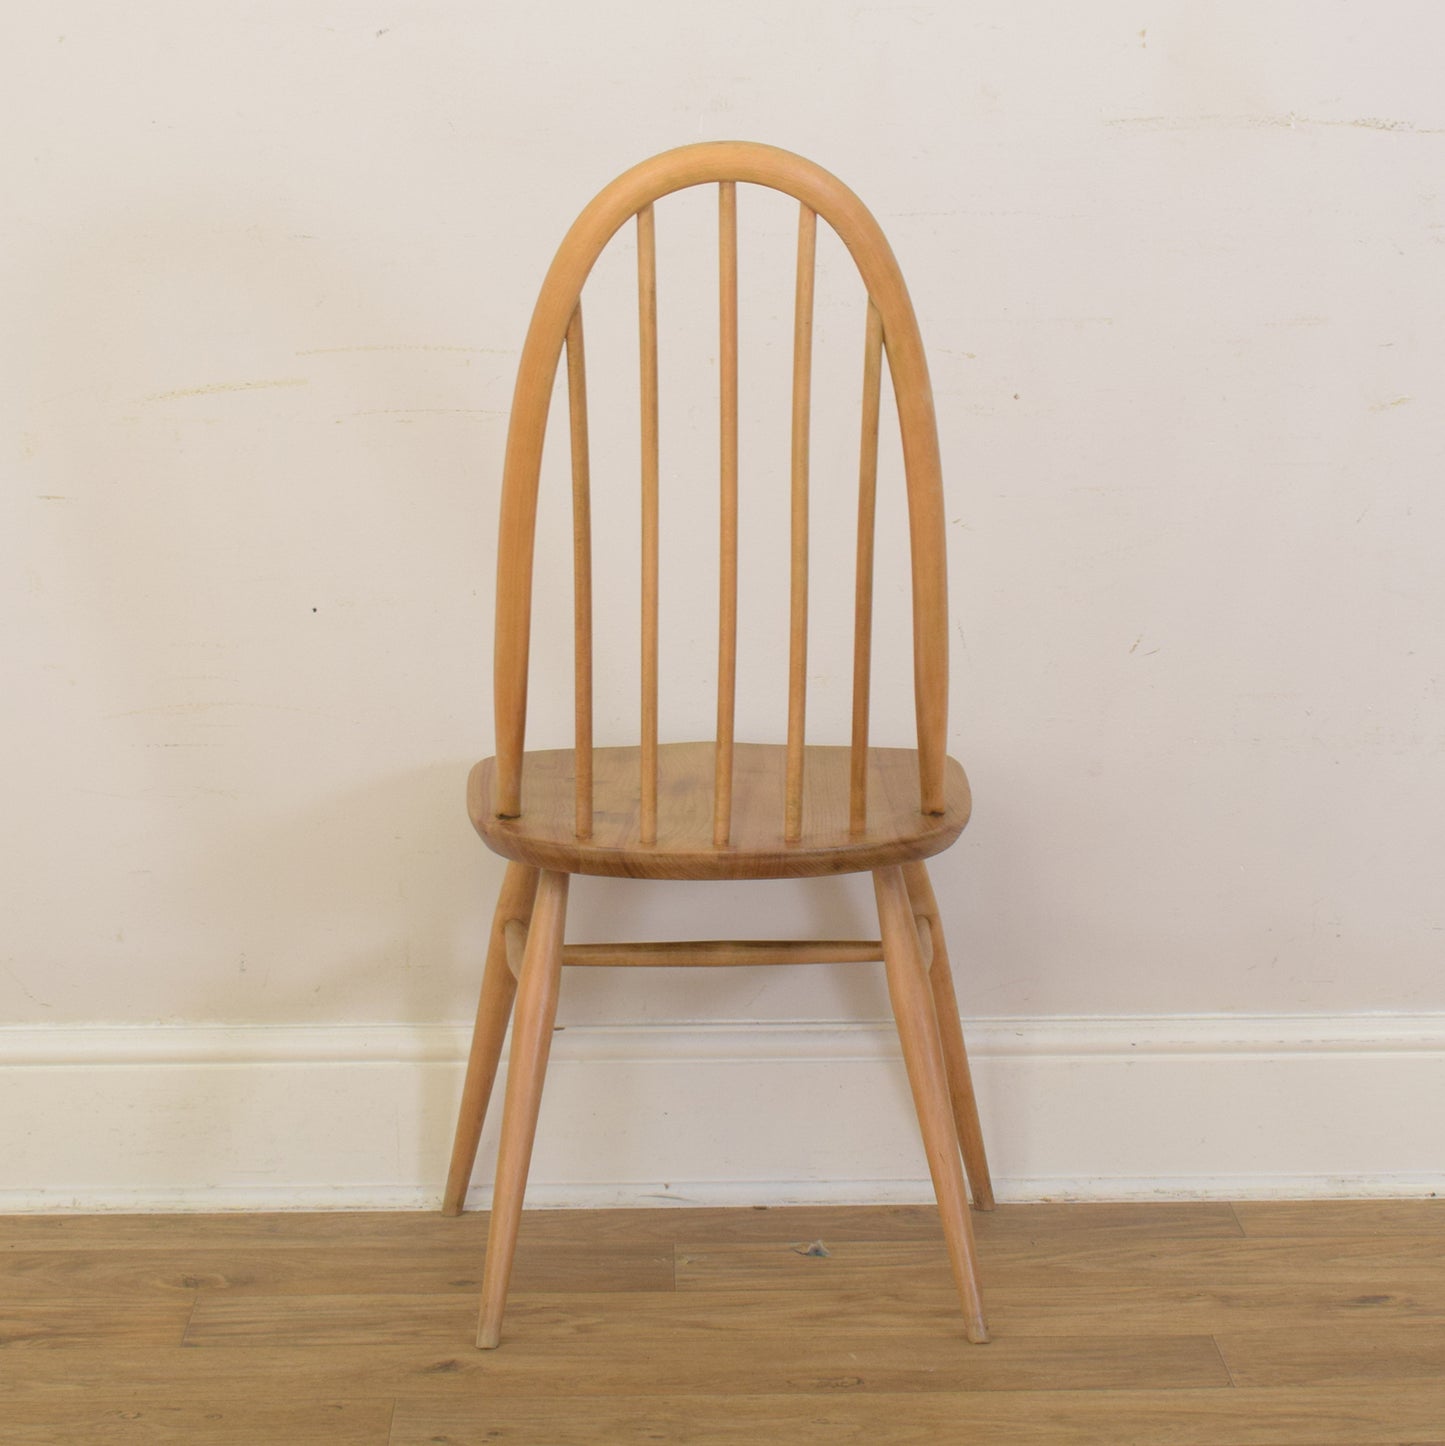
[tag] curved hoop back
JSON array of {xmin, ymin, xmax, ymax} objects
[{"xmin": 492, "ymin": 142, "xmax": 949, "ymax": 835}]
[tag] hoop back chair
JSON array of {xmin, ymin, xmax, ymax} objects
[{"xmin": 443, "ymin": 142, "xmax": 994, "ymax": 1349}]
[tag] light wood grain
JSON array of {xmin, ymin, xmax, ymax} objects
[
  {"xmin": 565, "ymin": 304, "xmax": 594, "ymax": 839},
  {"xmin": 674, "ymin": 1233, "xmax": 1445, "ymax": 1308},
  {"xmin": 491, "ymin": 141, "xmax": 950, "ymax": 822},
  {"xmin": 874, "ymin": 864, "xmax": 986, "ymax": 1341},
  {"xmin": 442, "ymin": 861, "xmax": 538, "ymax": 1214},
  {"xmin": 1217, "ymin": 1320, "xmax": 1445, "ymax": 1387},
  {"xmin": 0, "ymin": 1202, "xmax": 1244, "ymax": 1252},
  {"xmin": 557, "ymin": 939, "xmax": 883, "ymax": 967},
  {"xmin": 850, "ymin": 299, "xmax": 884, "ymax": 832},
  {"xmin": 470, "ymin": 743, "xmax": 971, "ymax": 880},
  {"xmin": 477, "ymin": 870, "xmax": 569, "ymax": 1348},
  {"xmin": 0, "ymin": 1400, "xmax": 394, "ymax": 1446},
  {"xmin": 0, "ymin": 1299, "xmax": 193, "ymax": 1348},
  {"xmin": 784, "ymin": 203, "xmax": 817, "ymax": 843},
  {"xmin": 503, "ymin": 917, "xmax": 528, "ymax": 978},
  {"xmin": 8, "ymin": 1202, "xmax": 1445, "ymax": 1445},
  {"xmin": 637, "ymin": 201, "xmax": 660, "ymax": 846},
  {"xmin": 1231, "ymin": 1199, "xmax": 1445, "ymax": 1237},
  {"xmin": 469, "ymin": 142, "xmax": 970, "ymax": 1346},
  {"xmin": 388, "ymin": 1384, "xmax": 1445, "ymax": 1446},
  {"xmin": 0, "ymin": 1333, "xmax": 1225, "ymax": 1404},
  {"xmin": 714, "ymin": 178, "xmax": 739, "ymax": 848},
  {"xmin": 0, "ymin": 1241, "xmax": 672, "ymax": 1300},
  {"xmin": 903, "ymin": 859, "xmax": 995, "ymax": 1210}
]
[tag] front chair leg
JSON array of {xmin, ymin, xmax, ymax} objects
[
  {"xmin": 442, "ymin": 862, "xmax": 540, "ymax": 1216},
  {"xmin": 902, "ymin": 860, "xmax": 995, "ymax": 1211},
  {"xmin": 874, "ymin": 865, "xmax": 989, "ymax": 1343},
  {"xmin": 476, "ymin": 868, "xmax": 570, "ymax": 1350}
]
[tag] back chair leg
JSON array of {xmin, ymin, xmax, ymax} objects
[
  {"xmin": 874, "ymin": 865, "xmax": 989, "ymax": 1343},
  {"xmin": 902, "ymin": 860, "xmax": 995, "ymax": 1211},
  {"xmin": 443, "ymin": 863, "xmax": 541, "ymax": 1216},
  {"xmin": 476, "ymin": 868, "xmax": 570, "ymax": 1350}
]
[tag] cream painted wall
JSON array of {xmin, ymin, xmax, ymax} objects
[{"xmin": 3, "ymin": 0, "xmax": 1443, "ymax": 1041}]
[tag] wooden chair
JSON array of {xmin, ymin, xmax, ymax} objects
[{"xmin": 442, "ymin": 141, "xmax": 994, "ymax": 1349}]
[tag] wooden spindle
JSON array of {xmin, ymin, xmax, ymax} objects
[
  {"xmin": 637, "ymin": 203, "xmax": 660, "ymax": 845},
  {"xmin": 565, "ymin": 305, "xmax": 594, "ymax": 839},
  {"xmin": 785, "ymin": 204, "xmax": 816, "ymax": 843},
  {"xmin": 714, "ymin": 181, "xmax": 739, "ymax": 847},
  {"xmin": 849, "ymin": 300, "xmax": 884, "ymax": 833}
]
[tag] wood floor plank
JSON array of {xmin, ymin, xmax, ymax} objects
[
  {"xmin": 673, "ymin": 1236, "xmax": 1445, "ymax": 1334},
  {"xmin": 0, "ymin": 1399, "xmax": 393, "ymax": 1446},
  {"xmin": 1217, "ymin": 1321, "xmax": 1445, "ymax": 1387},
  {"xmin": 676, "ymin": 1233, "xmax": 1445, "ymax": 1289},
  {"xmin": 388, "ymin": 1383, "xmax": 1445, "ymax": 1446},
  {"xmin": 0, "ymin": 1211, "xmax": 493, "ymax": 1252},
  {"xmin": 183, "ymin": 1286, "xmax": 997, "ymax": 1349},
  {"xmin": 986, "ymin": 1281, "xmax": 1445, "ymax": 1334},
  {"xmin": 970, "ymin": 1200, "xmax": 1246, "ymax": 1243},
  {"xmin": 0, "ymin": 1332, "xmax": 1227, "ymax": 1400},
  {"xmin": 183, "ymin": 1290, "xmax": 472, "ymax": 1347},
  {"xmin": 183, "ymin": 1275, "xmax": 1445, "ymax": 1349},
  {"xmin": 0, "ymin": 1298, "xmax": 193, "ymax": 1349},
  {"xmin": 7, "ymin": 1200, "xmax": 1442, "ymax": 1445},
  {"xmin": 0, "ymin": 1240, "xmax": 671, "ymax": 1298},
  {"xmin": 0, "ymin": 1200, "xmax": 1242, "ymax": 1251},
  {"xmin": 1231, "ymin": 1199, "xmax": 1445, "ymax": 1237}
]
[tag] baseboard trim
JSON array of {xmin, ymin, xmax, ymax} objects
[{"xmin": 3, "ymin": 1014, "xmax": 1442, "ymax": 1212}]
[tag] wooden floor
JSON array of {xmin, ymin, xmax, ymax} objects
[{"xmin": 2, "ymin": 1201, "xmax": 1444, "ymax": 1444}]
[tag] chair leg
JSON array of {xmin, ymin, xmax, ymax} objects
[
  {"xmin": 476, "ymin": 868, "xmax": 569, "ymax": 1350},
  {"xmin": 874, "ymin": 865, "xmax": 989, "ymax": 1343},
  {"xmin": 442, "ymin": 862, "xmax": 540, "ymax": 1217},
  {"xmin": 902, "ymin": 860, "xmax": 996, "ymax": 1212}
]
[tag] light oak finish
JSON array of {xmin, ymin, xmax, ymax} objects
[
  {"xmin": 32, "ymin": 1321, "xmax": 1231, "ymax": 1396},
  {"xmin": 785, "ymin": 202, "xmax": 816, "ymax": 843},
  {"xmin": 636, "ymin": 202, "xmax": 661, "ymax": 847},
  {"xmin": 476, "ymin": 869, "xmax": 569, "ymax": 1348},
  {"xmin": 469, "ymin": 742, "xmax": 971, "ymax": 881},
  {"xmin": 874, "ymin": 864, "xmax": 987, "ymax": 1341},
  {"xmin": 904, "ymin": 858, "xmax": 996, "ymax": 1210},
  {"xmin": 502, "ymin": 917, "xmax": 528, "ymax": 978},
  {"xmin": 0, "ymin": 1400, "xmax": 395, "ymax": 1445},
  {"xmin": 5, "ymin": 1202, "xmax": 1445, "ymax": 1444},
  {"xmin": 0, "ymin": 1239, "xmax": 673, "ymax": 1299},
  {"xmin": 489, "ymin": 142, "xmax": 950, "ymax": 820},
  {"xmin": 440, "ymin": 861, "xmax": 538, "ymax": 1216},
  {"xmin": 714, "ymin": 179, "xmax": 739, "ymax": 848},
  {"xmin": 390, "ymin": 1387, "xmax": 1445, "ymax": 1446},
  {"xmin": 452, "ymin": 142, "xmax": 990, "ymax": 1350},
  {"xmin": 850, "ymin": 299, "xmax": 885, "ymax": 832},
  {"xmin": 556, "ymin": 938, "xmax": 884, "ymax": 967},
  {"xmin": 1230, "ymin": 1198, "xmax": 1445, "ymax": 1237},
  {"xmin": 0, "ymin": 1200, "xmax": 1246, "ymax": 1254},
  {"xmin": 564, "ymin": 305, "xmax": 594, "ymax": 840}
]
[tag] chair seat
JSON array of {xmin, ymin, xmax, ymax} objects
[{"xmin": 468, "ymin": 741, "xmax": 971, "ymax": 881}]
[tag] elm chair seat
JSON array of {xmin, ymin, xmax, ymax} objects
[{"xmin": 470, "ymin": 743, "xmax": 972, "ymax": 881}]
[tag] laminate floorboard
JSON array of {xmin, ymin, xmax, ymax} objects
[
  {"xmin": 386, "ymin": 1384, "xmax": 1445, "ymax": 1446},
  {"xmin": 0, "ymin": 1240, "xmax": 673, "ymax": 1298},
  {"xmin": 1, "ymin": 1199, "xmax": 1441, "ymax": 1445}
]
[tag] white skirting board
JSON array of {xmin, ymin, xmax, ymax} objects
[{"xmin": 2, "ymin": 1014, "xmax": 1442, "ymax": 1212}]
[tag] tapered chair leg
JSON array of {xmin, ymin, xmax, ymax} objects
[
  {"xmin": 476, "ymin": 868, "xmax": 569, "ymax": 1350},
  {"xmin": 874, "ymin": 865, "xmax": 989, "ymax": 1343},
  {"xmin": 442, "ymin": 862, "xmax": 541, "ymax": 1216},
  {"xmin": 902, "ymin": 860, "xmax": 995, "ymax": 1212}
]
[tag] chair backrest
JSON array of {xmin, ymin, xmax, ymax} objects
[{"xmin": 492, "ymin": 141, "xmax": 949, "ymax": 847}]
